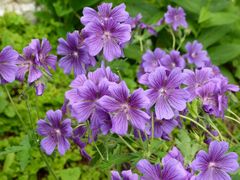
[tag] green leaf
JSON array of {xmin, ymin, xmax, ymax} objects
[
  {"xmin": 3, "ymin": 153, "xmax": 15, "ymax": 172},
  {"xmin": 0, "ymin": 99, "xmax": 8, "ymax": 113},
  {"xmin": 69, "ymin": 0, "xmax": 100, "ymax": 11},
  {"xmin": 208, "ymin": 44, "xmax": 240, "ymax": 65},
  {"xmin": 176, "ymin": 129, "xmax": 202, "ymax": 164},
  {"xmin": 187, "ymin": 100, "xmax": 200, "ymax": 119},
  {"xmin": 4, "ymin": 105, "xmax": 16, "ymax": 118},
  {"xmin": 53, "ymin": 1, "xmax": 73, "ymax": 17},
  {"xmin": 17, "ymin": 135, "xmax": 31, "ymax": 171},
  {"xmin": 58, "ymin": 167, "xmax": 81, "ymax": 180},
  {"xmin": 201, "ymin": 12, "xmax": 239, "ymax": 28},
  {"xmin": 171, "ymin": 0, "xmax": 203, "ymax": 14},
  {"xmin": 198, "ymin": 26, "xmax": 230, "ymax": 48},
  {"xmin": 198, "ymin": 7, "xmax": 211, "ymax": 23}
]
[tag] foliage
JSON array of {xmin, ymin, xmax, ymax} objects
[{"xmin": 0, "ymin": 0, "xmax": 240, "ymax": 179}]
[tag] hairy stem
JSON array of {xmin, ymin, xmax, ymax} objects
[
  {"xmin": 4, "ymin": 85, "xmax": 27, "ymax": 130},
  {"xmin": 118, "ymin": 135, "xmax": 137, "ymax": 153}
]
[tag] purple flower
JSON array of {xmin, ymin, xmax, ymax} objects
[
  {"xmin": 164, "ymin": 5, "xmax": 188, "ymax": 31},
  {"xmin": 183, "ymin": 67, "xmax": 213, "ymax": 101},
  {"xmin": 153, "ymin": 118, "xmax": 178, "ymax": 140},
  {"xmin": 161, "ymin": 50, "xmax": 185, "ymax": 70},
  {"xmin": 137, "ymin": 158, "xmax": 188, "ymax": 180},
  {"xmin": 35, "ymin": 81, "xmax": 45, "ymax": 96},
  {"xmin": 111, "ymin": 170, "xmax": 138, "ymax": 180},
  {"xmin": 185, "ymin": 41, "xmax": 210, "ymax": 67},
  {"xmin": 0, "ymin": 46, "xmax": 18, "ymax": 84},
  {"xmin": 191, "ymin": 141, "xmax": 239, "ymax": 180},
  {"xmin": 16, "ymin": 39, "xmax": 56, "ymax": 85},
  {"xmin": 72, "ymin": 126, "xmax": 91, "ymax": 160},
  {"xmin": 84, "ymin": 20, "xmax": 131, "ymax": 61},
  {"xmin": 29, "ymin": 38, "xmax": 57, "ymax": 73},
  {"xmin": 37, "ymin": 110, "xmax": 72, "ymax": 155},
  {"xmin": 146, "ymin": 67, "xmax": 188, "ymax": 120},
  {"xmin": 57, "ymin": 30, "xmax": 96, "ymax": 76},
  {"xmin": 139, "ymin": 23, "xmax": 157, "ymax": 35},
  {"xmin": 141, "ymin": 48, "xmax": 166, "ymax": 73},
  {"xmin": 98, "ymin": 81, "xmax": 150, "ymax": 135},
  {"xmin": 125, "ymin": 13, "xmax": 142, "ymax": 29},
  {"xmin": 81, "ymin": 3, "xmax": 129, "ymax": 25},
  {"xmin": 162, "ymin": 146, "xmax": 184, "ymax": 165},
  {"xmin": 16, "ymin": 46, "xmax": 42, "ymax": 83}
]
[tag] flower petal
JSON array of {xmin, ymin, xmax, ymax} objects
[
  {"xmin": 156, "ymin": 96, "xmax": 174, "ymax": 120},
  {"xmin": 111, "ymin": 111, "xmax": 128, "ymax": 135},
  {"xmin": 41, "ymin": 136, "xmax": 57, "ymax": 155}
]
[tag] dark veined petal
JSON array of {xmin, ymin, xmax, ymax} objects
[
  {"xmin": 215, "ymin": 152, "xmax": 239, "ymax": 173},
  {"xmin": 85, "ymin": 35, "xmax": 103, "ymax": 57},
  {"xmin": 208, "ymin": 141, "xmax": 229, "ymax": 161},
  {"xmin": 128, "ymin": 109, "xmax": 149, "ymax": 131},
  {"xmin": 28, "ymin": 65, "xmax": 42, "ymax": 83},
  {"xmin": 111, "ymin": 111, "xmax": 128, "ymax": 135},
  {"xmin": 110, "ymin": 3, "xmax": 129, "ymax": 22},
  {"xmin": 71, "ymin": 101, "xmax": 94, "ymax": 122},
  {"xmin": 136, "ymin": 159, "xmax": 161, "ymax": 180},
  {"xmin": 37, "ymin": 119, "xmax": 52, "ymax": 136},
  {"xmin": 80, "ymin": 7, "xmax": 98, "ymax": 25},
  {"xmin": 97, "ymin": 95, "xmax": 121, "ymax": 112},
  {"xmin": 108, "ymin": 81, "xmax": 129, "ymax": 103},
  {"xmin": 191, "ymin": 150, "xmax": 209, "ymax": 172},
  {"xmin": 41, "ymin": 136, "xmax": 57, "ymax": 155},
  {"xmin": 46, "ymin": 110, "xmax": 62, "ymax": 128},
  {"xmin": 111, "ymin": 171, "xmax": 121, "ymax": 180},
  {"xmin": 57, "ymin": 136, "xmax": 70, "ymax": 155},
  {"xmin": 129, "ymin": 88, "xmax": 149, "ymax": 109},
  {"xmin": 103, "ymin": 40, "xmax": 122, "ymax": 61},
  {"xmin": 156, "ymin": 96, "xmax": 174, "ymax": 120}
]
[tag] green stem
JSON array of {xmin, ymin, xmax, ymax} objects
[
  {"xmin": 227, "ymin": 109, "xmax": 240, "ymax": 120},
  {"xmin": 179, "ymin": 115, "xmax": 218, "ymax": 140},
  {"xmin": 177, "ymin": 31, "xmax": 187, "ymax": 50},
  {"xmin": 169, "ymin": 28, "xmax": 176, "ymax": 49},
  {"xmin": 93, "ymin": 142, "xmax": 105, "ymax": 160},
  {"xmin": 139, "ymin": 39, "xmax": 143, "ymax": 52},
  {"xmin": 225, "ymin": 115, "xmax": 240, "ymax": 125},
  {"xmin": 39, "ymin": 149, "xmax": 58, "ymax": 180},
  {"xmin": 137, "ymin": 130, "xmax": 144, "ymax": 147},
  {"xmin": 151, "ymin": 112, "xmax": 154, "ymax": 140},
  {"xmin": 118, "ymin": 135, "xmax": 137, "ymax": 153},
  {"xmin": 4, "ymin": 85, "xmax": 27, "ymax": 130}
]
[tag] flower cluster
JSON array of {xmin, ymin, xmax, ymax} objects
[
  {"xmin": 17, "ymin": 39, "xmax": 57, "ymax": 95},
  {"xmin": 112, "ymin": 141, "xmax": 239, "ymax": 180},
  {"xmin": 81, "ymin": 3, "xmax": 132, "ymax": 61}
]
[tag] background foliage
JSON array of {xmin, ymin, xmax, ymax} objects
[{"xmin": 0, "ymin": 0, "xmax": 240, "ymax": 179}]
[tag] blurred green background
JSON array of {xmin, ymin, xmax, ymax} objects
[{"xmin": 0, "ymin": 0, "xmax": 240, "ymax": 179}]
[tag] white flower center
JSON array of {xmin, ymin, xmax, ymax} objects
[
  {"xmin": 191, "ymin": 52, "xmax": 197, "ymax": 58},
  {"xmin": 73, "ymin": 51, "xmax": 78, "ymax": 57},
  {"xmin": 159, "ymin": 88, "xmax": 166, "ymax": 96},
  {"xmin": 55, "ymin": 129, "xmax": 61, "ymax": 135},
  {"xmin": 208, "ymin": 162, "xmax": 216, "ymax": 168},
  {"xmin": 121, "ymin": 104, "xmax": 129, "ymax": 113},
  {"xmin": 103, "ymin": 31, "xmax": 112, "ymax": 40}
]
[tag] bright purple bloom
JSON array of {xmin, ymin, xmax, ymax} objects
[
  {"xmin": 137, "ymin": 158, "xmax": 187, "ymax": 180},
  {"xmin": 37, "ymin": 110, "xmax": 72, "ymax": 155},
  {"xmin": 84, "ymin": 20, "xmax": 131, "ymax": 61},
  {"xmin": 29, "ymin": 38, "xmax": 57, "ymax": 73},
  {"xmin": 0, "ymin": 46, "xmax": 18, "ymax": 84},
  {"xmin": 185, "ymin": 41, "xmax": 210, "ymax": 67},
  {"xmin": 162, "ymin": 146, "xmax": 184, "ymax": 165},
  {"xmin": 57, "ymin": 30, "xmax": 96, "ymax": 76},
  {"xmin": 141, "ymin": 48, "xmax": 166, "ymax": 73},
  {"xmin": 16, "ymin": 39, "xmax": 56, "ymax": 85},
  {"xmin": 17, "ymin": 46, "xmax": 42, "ymax": 83},
  {"xmin": 98, "ymin": 81, "xmax": 150, "ymax": 135},
  {"xmin": 146, "ymin": 67, "xmax": 188, "ymax": 120},
  {"xmin": 191, "ymin": 141, "xmax": 239, "ymax": 180},
  {"xmin": 111, "ymin": 170, "xmax": 138, "ymax": 180},
  {"xmin": 164, "ymin": 5, "xmax": 188, "ymax": 31},
  {"xmin": 183, "ymin": 67, "xmax": 213, "ymax": 101},
  {"xmin": 81, "ymin": 3, "xmax": 129, "ymax": 25},
  {"xmin": 153, "ymin": 118, "xmax": 178, "ymax": 140},
  {"xmin": 161, "ymin": 50, "xmax": 185, "ymax": 70}
]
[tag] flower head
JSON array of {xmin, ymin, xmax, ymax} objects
[
  {"xmin": 37, "ymin": 110, "xmax": 72, "ymax": 155},
  {"xmin": 185, "ymin": 41, "xmax": 210, "ymax": 67},
  {"xmin": 0, "ymin": 46, "xmax": 18, "ymax": 84},
  {"xmin": 161, "ymin": 50, "xmax": 185, "ymax": 70},
  {"xmin": 81, "ymin": 3, "xmax": 129, "ymax": 25},
  {"xmin": 84, "ymin": 20, "xmax": 131, "ymax": 61},
  {"xmin": 111, "ymin": 170, "xmax": 138, "ymax": 180},
  {"xmin": 98, "ymin": 81, "xmax": 150, "ymax": 135},
  {"xmin": 57, "ymin": 30, "xmax": 96, "ymax": 76},
  {"xmin": 191, "ymin": 141, "xmax": 239, "ymax": 180},
  {"xmin": 137, "ymin": 158, "xmax": 187, "ymax": 180},
  {"xmin": 164, "ymin": 5, "xmax": 188, "ymax": 31},
  {"xmin": 146, "ymin": 67, "xmax": 188, "ymax": 120}
]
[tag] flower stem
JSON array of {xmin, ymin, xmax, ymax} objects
[
  {"xmin": 118, "ymin": 135, "xmax": 137, "ymax": 153},
  {"xmin": 169, "ymin": 28, "xmax": 176, "ymax": 50},
  {"xmin": 3, "ymin": 85, "xmax": 27, "ymax": 130},
  {"xmin": 39, "ymin": 149, "xmax": 58, "ymax": 180},
  {"xmin": 179, "ymin": 115, "xmax": 218, "ymax": 140},
  {"xmin": 227, "ymin": 109, "xmax": 240, "ymax": 121},
  {"xmin": 151, "ymin": 112, "xmax": 154, "ymax": 140},
  {"xmin": 93, "ymin": 142, "xmax": 105, "ymax": 160},
  {"xmin": 225, "ymin": 115, "xmax": 240, "ymax": 125}
]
